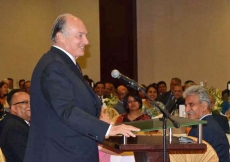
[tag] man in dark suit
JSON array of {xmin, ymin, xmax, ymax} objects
[
  {"xmin": 166, "ymin": 84, "xmax": 185, "ymax": 114},
  {"xmin": 183, "ymin": 85, "xmax": 229, "ymax": 162},
  {"xmin": 24, "ymin": 14, "xmax": 139, "ymax": 162},
  {"xmin": 0, "ymin": 89, "xmax": 30, "ymax": 162},
  {"xmin": 159, "ymin": 77, "xmax": 181, "ymax": 106}
]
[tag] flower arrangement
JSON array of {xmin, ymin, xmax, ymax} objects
[
  {"xmin": 103, "ymin": 94, "xmax": 118, "ymax": 107},
  {"xmin": 206, "ymin": 87, "xmax": 223, "ymax": 114}
]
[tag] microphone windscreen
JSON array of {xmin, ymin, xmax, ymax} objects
[{"xmin": 111, "ymin": 69, "xmax": 120, "ymax": 78}]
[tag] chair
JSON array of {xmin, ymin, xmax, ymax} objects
[
  {"xmin": 0, "ymin": 148, "xmax": 6, "ymax": 162},
  {"xmin": 169, "ymin": 136, "xmax": 219, "ymax": 162},
  {"xmin": 104, "ymin": 107, "xmax": 119, "ymax": 120}
]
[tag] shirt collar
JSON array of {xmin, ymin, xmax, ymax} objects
[
  {"xmin": 200, "ymin": 113, "xmax": 212, "ymax": 120},
  {"xmin": 53, "ymin": 45, "xmax": 76, "ymax": 65},
  {"xmin": 24, "ymin": 120, "xmax": 30, "ymax": 126}
]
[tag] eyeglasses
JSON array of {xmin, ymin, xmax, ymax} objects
[{"xmin": 12, "ymin": 100, "xmax": 30, "ymax": 106}]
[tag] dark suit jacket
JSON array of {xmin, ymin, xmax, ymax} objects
[
  {"xmin": 0, "ymin": 114, "xmax": 29, "ymax": 162},
  {"xmin": 24, "ymin": 47, "xmax": 109, "ymax": 162},
  {"xmin": 188, "ymin": 115, "xmax": 229, "ymax": 162},
  {"xmin": 166, "ymin": 97, "xmax": 185, "ymax": 114},
  {"xmin": 212, "ymin": 114, "xmax": 230, "ymax": 133},
  {"xmin": 114, "ymin": 100, "xmax": 126, "ymax": 114},
  {"xmin": 159, "ymin": 90, "xmax": 173, "ymax": 106}
]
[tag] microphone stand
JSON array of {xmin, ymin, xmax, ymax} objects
[{"xmin": 137, "ymin": 87, "xmax": 180, "ymax": 162}]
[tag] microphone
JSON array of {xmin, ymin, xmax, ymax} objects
[{"xmin": 111, "ymin": 69, "xmax": 145, "ymax": 92}]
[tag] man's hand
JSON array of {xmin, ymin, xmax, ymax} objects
[{"xmin": 109, "ymin": 124, "xmax": 140, "ymax": 137}]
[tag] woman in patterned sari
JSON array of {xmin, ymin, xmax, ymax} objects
[{"xmin": 141, "ymin": 84, "xmax": 165, "ymax": 118}]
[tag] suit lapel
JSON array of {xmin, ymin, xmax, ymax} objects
[{"xmin": 49, "ymin": 47, "xmax": 101, "ymax": 106}]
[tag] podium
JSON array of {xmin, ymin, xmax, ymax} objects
[{"xmin": 103, "ymin": 117, "xmax": 207, "ymax": 162}]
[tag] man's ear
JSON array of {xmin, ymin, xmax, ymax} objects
[
  {"xmin": 201, "ymin": 102, "xmax": 208, "ymax": 111},
  {"xmin": 10, "ymin": 105, "xmax": 17, "ymax": 114},
  {"xmin": 56, "ymin": 32, "xmax": 65, "ymax": 42}
]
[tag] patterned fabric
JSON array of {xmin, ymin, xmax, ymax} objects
[
  {"xmin": 115, "ymin": 113, "xmax": 150, "ymax": 124},
  {"xmin": 141, "ymin": 101, "xmax": 165, "ymax": 118}
]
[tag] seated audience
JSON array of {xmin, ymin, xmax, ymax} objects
[
  {"xmin": 166, "ymin": 84, "xmax": 185, "ymax": 114},
  {"xmin": 209, "ymin": 95, "xmax": 229, "ymax": 133},
  {"xmin": 183, "ymin": 85, "xmax": 229, "ymax": 162},
  {"xmin": 115, "ymin": 93, "xmax": 150, "ymax": 124},
  {"xmin": 114, "ymin": 85, "xmax": 128, "ymax": 114},
  {"xmin": 141, "ymin": 84, "xmax": 165, "ymax": 118},
  {"xmin": 0, "ymin": 89, "xmax": 30, "ymax": 162},
  {"xmin": 0, "ymin": 81, "xmax": 8, "ymax": 108},
  {"xmin": 18, "ymin": 79, "xmax": 25, "ymax": 90}
]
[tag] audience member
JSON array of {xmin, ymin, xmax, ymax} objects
[
  {"xmin": 183, "ymin": 80, "xmax": 195, "ymax": 90},
  {"xmin": 114, "ymin": 85, "xmax": 128, "ymax": 114},
  {"xmin": 104, "ymin": 82, "xmax": 116, "ymax": 97},
  {"xmin": 183, "ymin": 85, "xmax": 229, "ymax": 161},
  {"xmin": 157, "ymin": 81, "xmax": 167, "ymax": 95},
  {"xmin": 221, "ymin": 81, "xmax": 230, "ymax": 114},
  {"xmin": 160, "ymin": 77, "xmax": 181, "ymax": 106},
  {"xmin": 83, "ymin": 75, "xmax": 94, "ymax": 88},
  {"xmin": 138, "ymin": 84, "xmax": 147, "ymax": 100},
  {"xmin": 115, "ymin": 93, "xmax": 150, "ymax": 123},
  {"xmin": 0, "ymin": 89, "xmax": 30, "ymax": 162},
  {"xmin": 185, "ymin": 81, "xmax": 196, "ymax": 89},
  {"xmin": 0, "ymin": 81, "xmax": 8, "ymax": 108},
  {"xmin": 18, "ymin": 79, "xmax": 25, "ymax": 90},
  {"xmin": 209, "ymin": 95, "xmax": 229, "ymax": 133},
  {"xmin": 23, "ymin": 81, "xmax": 30, "ymax": 94},
  {"xmin": 94, "ymin": 81, "xmax": 105, "ymax": 105},
  {"xmin": 157, "ymin": 81, "xmax": 167, "ymax": 102},
  {"xmin": 166, "ymin": 84, "xmax": 185, "ymax": 114},
  {"xmin": 141, "ymin": 84, "xmax": 165, "ymax": 118},
  {"xmin": 7, "ymin": 78, "xmax": 14, "ymax": 90}
]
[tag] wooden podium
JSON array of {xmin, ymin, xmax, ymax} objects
[
  {"xmin": 104, "ymin": 135, "xmax": 206, "ymax": 162},
  {"xmin": 103, "ymin": 117, "xmax": 207, "ymax": 162}
]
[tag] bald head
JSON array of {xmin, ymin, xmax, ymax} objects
[{"xmin": 117, "ymin": 85, "xmax": 128, "ymax": 101}]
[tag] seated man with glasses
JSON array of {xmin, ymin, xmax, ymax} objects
[{"xmin": 0, "ymin": 89, "xmax": 30, "ymax": 162}]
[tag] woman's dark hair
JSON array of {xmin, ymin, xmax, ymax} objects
[
  {"xmin": 0, "ymin": 81, "xmax": 7, "ymax": 88},
  {"xmin": 123, "ymin": 93, "xmax": 142, "ymax": 113},
  {"xmin": 146, "ymin": 83, "xmax": 158, "ymax": 94}
]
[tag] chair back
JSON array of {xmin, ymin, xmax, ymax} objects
[
  {"xmin": 169, "ymin": 136, "xmax": 219, "ymax": 162},
  {"xmin": 104, "ymin": 107, "xmax": 119, "ymax": 120}
]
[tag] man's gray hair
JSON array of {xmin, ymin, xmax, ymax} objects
[
  {"xmin": 183, "ymin": 85, "xmax": 211, "ymax": 108},
  {"xmin": 50, "ymin": 13, "xmax": 71, "ymax": 44}
]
